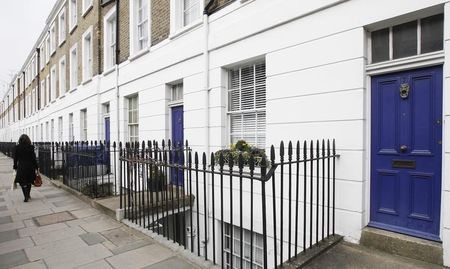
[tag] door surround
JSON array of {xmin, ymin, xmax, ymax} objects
[{"xmin": 364, "ymin": 53, "xmax": 445, "ymax": 240}]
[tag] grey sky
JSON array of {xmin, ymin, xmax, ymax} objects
[{"xmin": 0, "ymin": 0, "xmax": 57, "ymax": 96}]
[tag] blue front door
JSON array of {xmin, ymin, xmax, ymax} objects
[
  {"xmin": 171, "ymin": 106, "xmax": 184, "ymax": 186},
  {"xmin": 104, "ymin": 117, "xmax": 110, "ymax": 143},
  {"xmin": 370, "ymin": 66, "xmax": 443, "ymax": 241}
]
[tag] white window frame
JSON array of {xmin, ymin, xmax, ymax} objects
[
  {"xmin": 59, "ymin": 56, "xmax": 66, "ymax": 96},
  {"xmin": 223, "ymin": 223, "xmax": 264, "ymax": 269},
  {"xmin": 50, "ymin": 65, "xmax": 57, "ymax": 102},
  {"xmin": 82, "ymin": 27, "xmax": 93, "ymax": 82},
  {"xmin": 127, "ymin": 95, "xmax": 139, "ymax": 143},
  {"xmin": 58, "ymin": 116, "xmax": 63, "ymax": 141},
  {"xmin": 58, "ymin": 9, "xmax": 66, "ymax": 46},
  {"xmin": 130, "ymin": 0, "xmax": 150, "ymax": 55},
  {"xmin": 46, "ymin": 122, "xmax": 49, "ymax": 141},
  {"xmin": 40, "ymin": 80, "xmax": 45, "ymax": 108},
  {"xmin": 227, "ymin": 62, "xmax": 266, "ymax": 149},
  {"xmin": 82, "ymin": 0, "xmax": 93, "ymax": 17},
  {"xmin": 69, "ymin": 113, "xmax": 74, "ymax": 141},
  {"xmin": 50, "ymin": 22, "xmax": 57, "ymax": 55},
  {"xmin": 46, "ymin": 35, "xmax": 51, "ymax": 63},
  {"xmin": 46, "ymin": 75, "xmax": 50, "ymax": 105},
  {"xmin": 170, "ymin": 0, "xmax": 203, "ymax": 36},
  {"xmin": 80, "ymin": 109, "xmax": 87, "ymax": 141},
  {"xmin": 51, "ymin": 119, "xmax": 55, "ymax": 141},
  {"xmin": 70, "ymin": 43, "xmax": 78, "ymax": 90},
  {"xmin": 103, "ymin": 7, "xmax": 117, "ymax": 71},
  {"xmin": 39, "ymin": 43, "xmax": 45, "ymax": 71},
  {"xmin": 69, "ymin": 0, "xmax": 78, "ymax": 32}
]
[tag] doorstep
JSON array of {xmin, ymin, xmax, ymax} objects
[{"xmin": 360, "ymin": 227, "xmax": 443, "ymax": 266}]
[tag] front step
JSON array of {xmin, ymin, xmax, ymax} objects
[{"xmin": 360, "ymin": 227, "xmax": 443, "ymax": 266}]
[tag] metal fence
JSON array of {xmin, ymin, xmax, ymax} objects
[
  {"xmin": 120, "ymin": 139, "xmax": 339, "ymax": 269},
  {"xmin": 0, "ymin": 142, "xmax": 16, "ymax": 157}
]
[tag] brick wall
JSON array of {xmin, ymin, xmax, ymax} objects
[{"xmin": 151, "ymin": 0, "xmax": 170, "ymax": 46}]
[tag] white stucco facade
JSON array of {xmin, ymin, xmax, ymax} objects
[{"xmin": 1, "ymin": 0, "xmax": 450, "ymax": 266}]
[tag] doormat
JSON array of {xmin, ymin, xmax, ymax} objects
[{"xmin": 33, "ymin": 211, "xmax": 76, "ymax": 226}]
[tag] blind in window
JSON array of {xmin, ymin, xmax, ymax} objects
[{"xmin": 228, "ymin": 62, "xmax": 266, "ymax": 149}]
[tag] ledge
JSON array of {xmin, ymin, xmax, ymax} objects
[
  {"xmin": 169, "ymin": 20, "xmax": 203, "ymax": 40},
  {"xmin": 82, "ymin": 5, "xmax": 93, "ymax": 18},
  {"xmin": 69, "ymin": 24, "xmax": 77, "ymax": 35},
  {"xmin": 81, "ymin": 78, "xmax": 92, "ymax": 85},
  {"xmin": 129, "ymin": 48, "xmax": 150, "ymax": 62}
]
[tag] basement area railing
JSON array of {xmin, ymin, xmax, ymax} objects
[{"xmin": 119, "ymin": 139, "xmax": 339, "ymax": 269}]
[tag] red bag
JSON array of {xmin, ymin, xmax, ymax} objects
[{"xmin": 34, "ymin": 174, "xmax": 42, "ymax": 187}]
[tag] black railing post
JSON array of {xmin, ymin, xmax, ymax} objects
[{"xmin": 260, "ymin": 157, "xmax": 268, "ymax": 269}]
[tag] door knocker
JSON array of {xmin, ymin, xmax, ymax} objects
[{"xmin": 399, "ymin": 83, "xmax": 410, "ymax": 99}]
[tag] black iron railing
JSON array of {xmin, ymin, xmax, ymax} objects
[
  {"xmin": 120, "ymin": 139, "xmax": 339, "ymax": 269},
  {"xmin": 61, "ymin": 141, "xmax": 118, "ymax": 198},
  {"xmin": 0, "ymin": 142, "xmax": 16, "ymax": 157}
]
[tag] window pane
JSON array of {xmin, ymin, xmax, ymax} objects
[
  {"xmin": 393, "ymin": 21, "xmax": 417, "ymax": 59},
  {"xmin": 421, "ymin": 14, "xmax": 443, "ymax": 54},
  {"xmin": 371, "ymin": 28, "xmax": 389, "ymax": 63}
]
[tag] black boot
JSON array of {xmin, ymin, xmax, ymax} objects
[{"xmin": 21, "ymin": 184, "xmax": 31, "ymax": 202}]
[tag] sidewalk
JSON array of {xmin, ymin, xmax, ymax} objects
[{"xmin": 0, "ymin": 153, "xmax": 200, "ymax": 269}]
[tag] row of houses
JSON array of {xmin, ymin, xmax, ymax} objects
[{"xmin": 0, "ymin": 0, "xmax": 449, "ymax": 267}]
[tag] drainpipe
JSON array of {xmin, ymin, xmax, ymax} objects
[
  {"xmin": 115, "ymin": 0, "xmax": 120, "ymax": 144},
  {"xmin": 201, "ymin": 0, "xmax": 213, "ymax": 249}
]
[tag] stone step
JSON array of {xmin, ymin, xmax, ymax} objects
[{"xmin": 360, "ymin": 227, "xmax": 443, "ymax": 266}]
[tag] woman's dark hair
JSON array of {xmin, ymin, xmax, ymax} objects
[{"xmin": 18, "ymin": 134, "xmax": 32, "ymax": 146}]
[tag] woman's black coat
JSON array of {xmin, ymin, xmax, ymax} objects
[{"xmin": 13, "ymin": 144, "xmax": 38, "ymax": 184}]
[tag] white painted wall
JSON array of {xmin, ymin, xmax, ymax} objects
[{"xmin": 1, "ymin": 0, "xmax": 449, "ymax": 266}]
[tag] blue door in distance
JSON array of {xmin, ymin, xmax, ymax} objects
[
  {"xmin": 370, "ymin": 66, "xmax": 443, "ymax": 241},
  {"xmin": 171, "ymin": 106, "xmax": 184, "ymax": 186},
  {"xmin": 105, "ymin": 117, "xmax": 110, "ymax": 143}
]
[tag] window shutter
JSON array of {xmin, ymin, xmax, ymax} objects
[{"xmin": 229, "ymin": 62, "xmax": 266, "ymax": 148}]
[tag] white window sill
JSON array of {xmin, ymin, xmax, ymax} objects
[
  {"xmin": 169, "ymin": 20, "xmax": 203, "ymax": 40},
  {"xmin": 129, "ymin": 48, "xmax": 150, "ymax": 62},
  {"xmin": 69, "ymin": 24, "xmax": 77, "ymax": 34},
  {"xmin": 59, "ymin": 93, "xmax": 66, "ymax": 99},
  {"xmin": 51, "ymin": 100, "xmax": 56, "ymax": 104},
  {"xmin": 51, "ymin": 50, "xmax": 56, "ymax": 57},
  {"xmin": 58, "ymin": 39, "xmax": 66, "ymax": 47},
  {"xmin": 103, "ymin": 66, "xmax": 116, "ymax": 76},
  {"xmin": 82, "ymin": 78, "xmax": 92, "ymax": 85},
  {"xmin": 82, "ymin": 5, "xmax": 93, "ymax": 17},
  {"xmin": 69, "ymin": 86, "xmax": 77, "ymax": 93}
]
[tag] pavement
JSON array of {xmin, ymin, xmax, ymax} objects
[
  {"xmin": 304, "ymin": 241, "xmax": 447, "ymax": 269},
  {"xmin": 0, "ymin": 153, "xmax": 201, "ymax": 269}
]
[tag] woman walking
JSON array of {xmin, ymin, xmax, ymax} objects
[{"xmin": 13, "ymin": 134, "xmax": 39, "ymax": 202}]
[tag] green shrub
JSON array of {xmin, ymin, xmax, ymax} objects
[{"xmin": 214, "ymin": 140, "xmax": 267, "ymax": 167}]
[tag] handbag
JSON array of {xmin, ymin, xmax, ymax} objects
[{"xmin": 34, "ymin": 173, "xmax": 42, "ymax": 187}]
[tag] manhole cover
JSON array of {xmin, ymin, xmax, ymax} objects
[{"xmin": 33, "ymin": 211, "xmax": 76, "ymax": 226}]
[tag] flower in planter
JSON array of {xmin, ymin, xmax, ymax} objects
[{"xmin": 214, "ymin": 140, "xmax": 267, "ymax": 167}]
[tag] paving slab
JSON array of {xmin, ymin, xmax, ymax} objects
[
  {"xmin": 44, "ymin": 244, "xmax": 113, "ymax": 268},
  {"xmin": 109, "ymin": 239, "xmax": 154, "ymax": 255},
  {"xmin": 75, "ymin": 259, "xmax": 114, "ymax": 269},
  {"xmin": 33, "ymin": 211, "xmax": 76, "ymax": 226},
  {"xmin": 0, "ymin": 237, "xmax": 34, "ymax": 255},
  {"xmin": 143, "ymin": 256, "xmax": 200, "ymax": 269},
  {"xmin": 79, "ymin": 233, "xmax": 106, "ymax": 246},
  {"xmin": 31, "ymin": 226, "xmax": 85, "ymax": 245},
  {"xmin": 70, "ymin": 208, "xmax": 101, "ymax": 219},
  {"xmin": 0, "ymin": 229, "xmax": 19, "ymax": 243},
  {"xmin": 10, "ymin": 260, "xmax": 47, "ymax": 269},
  {"xmin": 0, "ymin": 215, "xmax": 12, "ymax": 224},
  {"xmin": 0, "ymin": 206, "xmax": 8, "ymax": 211},
  {"xmin": 0, "ymin": 249, "xmax": 29, "ymax": 269},
  {"xmin": 100, "ymin": 227, "xmax": 140, "ymax": 247},
  {"xmin": 106, "ymin": 244, "xmax": 173, "ymax": 269},
  {"xmin": 25, "ymin": 235, "xmax": 87, "ymax": 261},
  {"xmin": 0, "ymin": 221, "xmax": 25, "ymax": 233}
]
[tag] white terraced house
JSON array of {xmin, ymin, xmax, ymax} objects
[{"xmin": 1, "ymin": 0, "xmax": 450, "ymax": 268}]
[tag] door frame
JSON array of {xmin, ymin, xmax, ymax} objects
[{"xmin": 364, "ymin": 52, "xmax": 445, "ymax": 239}]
